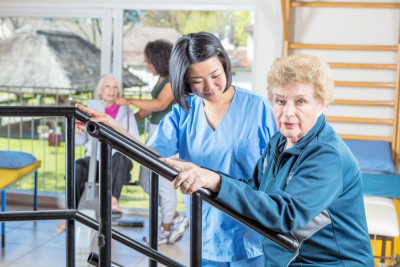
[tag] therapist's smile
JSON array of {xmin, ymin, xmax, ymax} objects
[{"xmin": 204, "ymin": 90, "xmax": 218, "ymax": 97}]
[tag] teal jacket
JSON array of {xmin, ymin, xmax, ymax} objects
[{"xmin": 216, "ymin": 114, "xmax": 374, "ymax": 266}]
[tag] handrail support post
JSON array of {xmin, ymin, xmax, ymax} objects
[
  {"xmin": 99, "ymin": 141, "xmax": 112, "ymax": 267},
  {"xmin": 65, "ymin": 116, "xmax": 75, "ymax": 267},
  {"xmin": 149, "ymin": 171, "xmax": 159, "ymax": 267},
  {"xmin": 190, "ymin": 192, "xmax": 202, "ymax": 267}
]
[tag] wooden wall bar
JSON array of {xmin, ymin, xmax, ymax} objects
[
  {"xmin": 291, "ymin": 2, "xmax": 400, "ymax": 9},
  {"xmin": 326, "ymin": 116, "xmax": 393, "ymax": 125},
  {"xmin": 339, "ymin": 134, "xmax": 392, "ymax": 142},
  {"xmin": 328, "ymin": 63, "xmax": 397, "ymax": 70},
  {"xmin": 289, "ymin": 43, "xmax": 398, "ymax": 51},
  {"xmin": 333, "ymin": 100, "xmax": 395, "ymax": 106},
  {"xmin": 334, "ymin": 81, "xmax": 396, "ymax": 88}
]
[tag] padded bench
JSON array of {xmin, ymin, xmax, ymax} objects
[
  {"xmin": 364, "ymin": 196, "xmax": 399, "ymax": 266},
  {"xmin": 0, "ymin": 160, "xmax": 41, "ymax": 247}
]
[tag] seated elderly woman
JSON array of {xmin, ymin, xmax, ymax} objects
[
  {"xmin": 56, "ymin": 75, "xmax": 140, "ymax": 233},
  {"xmin": 161, "ymin": 54, "xmax": 374, "ymax": 266}
]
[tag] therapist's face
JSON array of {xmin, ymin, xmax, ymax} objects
[
  {"xmin": 186, "ymin": 56, "xmax": 227, "ymax": 103},
  {"xmin": 272, "ymin": 83, "xmax": 326, "ymax": 147}
]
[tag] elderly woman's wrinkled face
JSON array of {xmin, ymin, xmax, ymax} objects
[
  {"xmin": 272, "ymin": 83, "xmax": 326, "ymax": 147},
  {"xmin": 100, "ymin": 76, "xmax": 119, "ymax": 102}
]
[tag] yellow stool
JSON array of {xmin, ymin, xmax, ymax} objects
[{"xmin": 0, "ymin": 160, "xmax": 41, "ymax": 247}]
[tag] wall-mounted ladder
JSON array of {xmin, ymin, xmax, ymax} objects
[{"xmin": 281, "ymin": 1, "xmax": 400, "ymax": 167}]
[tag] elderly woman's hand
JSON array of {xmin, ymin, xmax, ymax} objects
[
  {"xmin": 75, "ymin": 103, "xmax": 127, "ymax": 134},
  {"xmin": 160, "ymin": 158, "xmax": 222, "ymax": 195},
  {"xmin": 114, "ymin": 97, "xmax": 131, "ymax": 106}
]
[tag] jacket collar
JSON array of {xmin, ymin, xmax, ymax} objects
[{"xmin": 271, "ymin": 114, "xmax": 326, "ymax": 158}]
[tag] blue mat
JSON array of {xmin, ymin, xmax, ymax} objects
[
  {"xmin": 362, "ymin": 173, "xmax": 400, "ymax": 198},
  {"xmin": 344, "ymin": 140, "xmax": 397, "ymax": 173}
]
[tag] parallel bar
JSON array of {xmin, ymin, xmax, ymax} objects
[
  {"xmin": 99, "ymin": 141, "xmax": 112, "ymax": 267},
  {"xmin": 340, "ymin": 134, "xmax": 392, "ymax": 142},
  {"xmin": 291, "ymin": 2, "xmax": 400, "ymax": 9},
  {"xmin": 326, "ymin": 116, "xmax": 393, "ymax": 125},
  {"xmin": 334, "ymin": 81, "xmax": 396, "ymax": 88},
  {"xmin": 289, "ymin": 43, "xmax": 397, "ymax": 51},
  {"xmin": 333, "ymin": 99, "xmax": 395, "ymax": 106},
  {"xmin": 149, "ymin": 172, "xmax": 159, "ymax": 267},
  {"xmin": 0, "ymin": 210, "xmax": 185, "ymax": 267},
  {"xmin": 190, "ymin": 193, "xmax": 202, "ymax": 267},
  {"xmin": 0, "ymin": 106, "xmax": 76, "ymax": 116},
  {"xmin": 0, "ymin": 210, "xmax": 76, "ymax": 222},
  {"xmin": 328, "ymin": 63, "xmax": 397, "ymax": 70},
  {"xmin": 85, "ymin": 120, "xmax": 299, "ymax": 253},
  {"xmin": 65, "ymin": 116, "xmax": 75, "ymax": 267}
]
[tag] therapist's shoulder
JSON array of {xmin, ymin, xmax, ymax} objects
[{"xmin": 166, "ymin": 96, "xmax": 197, "ymax": 120}]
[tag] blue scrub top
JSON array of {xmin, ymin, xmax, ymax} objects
[{"xmin": 147, "ymin": 86, "xmax": 277, "ymax": 262}]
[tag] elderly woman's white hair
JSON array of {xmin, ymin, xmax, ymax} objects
[
  {"xmin": 94, "ymin": 74, "xmax": 122, "ymax": 100},
  {"xmin": 267, "ymin": 54, "xmax": 335, "ymax": 105}
]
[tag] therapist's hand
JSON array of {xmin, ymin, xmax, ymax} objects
[
  {"xmin": 114, "ymin": 97, "xmax": 131, "ymax": 106},
  {"xmin": 160, "ymin": 158, "xmax": 222, "ymax": 195}
]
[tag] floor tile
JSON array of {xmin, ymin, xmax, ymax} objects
[
  {"xmin": 110, "ymin": 253, "xmax": 147, "ymax": 267},
  {"xmin": 0, "ymin": 243, "xmax": 37, "ymax": 264},
  {"xmin": 10, "ymin": 246, "xmax": 66, "ymax": 267},
  {"xmin": 18, "ymin": 219, "xmax": 64, "ymax": 232},
  {"xmin": 41, "ymin": 232, "xmax": 66, "ymax": 249},
  {"xmin": 1, "ymin": 205, "xmax": 190, "ymax": 266},
  {"xmin": 5, "ymin": 263, "xmax": 44, "ymax": 267},
  {"xmin": 3, "ymin": 228, "xmax": 59, "ymax": 247}
]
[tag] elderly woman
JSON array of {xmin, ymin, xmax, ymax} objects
[
  {"xmin": 161, "ymin": 54, "xmax": 374, "ymax": 266},
  {"xmin": 56, "ymin": 75, "xmax": 140, "ymax": 233}
]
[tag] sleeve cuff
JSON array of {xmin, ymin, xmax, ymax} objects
[{"xmin": 215, "ymin": 172, "xmax": 231, "ymax": 201}]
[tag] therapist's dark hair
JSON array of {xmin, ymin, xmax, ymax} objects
[{"xmin": 169, "ymin": 31, "xmax": 232, "ymax": 111}]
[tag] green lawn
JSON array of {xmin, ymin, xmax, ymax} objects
[{"xmin": 0, "ymin": 133, "xmax": 185, "ymax": 211}]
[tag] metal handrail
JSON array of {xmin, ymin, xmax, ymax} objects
[
  {"xmin": 0, "ymin": 106, "xmax": 300, "ymax": 266},
  {"xmin": 83, "ymin": 115, "xmax": 300, "ymax": 253},
  {"xmin": 0, "ymin": 106, "xmax": 184, "ymax": 267}
]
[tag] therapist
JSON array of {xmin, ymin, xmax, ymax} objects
[
  {"xmin": 77, "ymin": 31, "xmax": 277, "ymax": 265},
  {"xmin": 162, "ymin": 53, "xmax": 374, "ymax": 266}
]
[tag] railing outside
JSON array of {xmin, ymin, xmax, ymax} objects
[
  {"xmin": 0, "ymin": 106, "xmax": 299, "ymax": 267},
  {"xmin": 0, "ymin": 85, "xmax": 157, "ymax": 209}
]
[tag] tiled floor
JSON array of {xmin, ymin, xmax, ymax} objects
[{"xmin": 0, "ymin": 204, "xmax": 190, "ymax": 267}]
